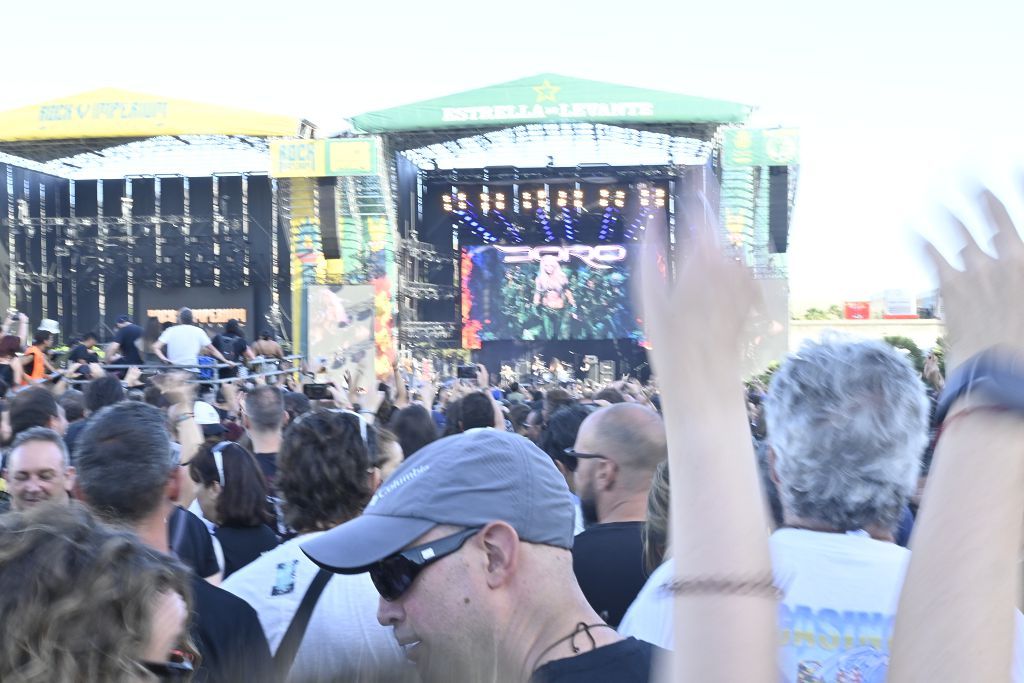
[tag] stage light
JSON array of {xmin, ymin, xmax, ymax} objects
[
  {"xmin": 598, "ymin": 206, "xmax": 617, "ymax": 241},
  {"xmin": 599, "ymin": 198, "xmax": 609, "ymax": 207},
  {"xmin": 523, "ymin": 201, "xmax": 533, "ymax": 210},
  {"xmin": 557, "ymin": 190, "xmax": 568, "ymax": 208},
  {"xmin": 538, "ymin": 208, "xmax": 555, "ymax": 243},
  {"xmin": 599, "ymin": 189, "xmax": 610, "ymax": 197}
]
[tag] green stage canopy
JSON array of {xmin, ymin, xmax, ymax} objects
[{"xmin": 350, "ymin": 73, "xmax": 751, "ymax": 134}]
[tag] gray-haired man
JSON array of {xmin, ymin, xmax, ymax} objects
[{"xmin": 2, "ymin": 427, "xmax": 74, "ymax": 511}]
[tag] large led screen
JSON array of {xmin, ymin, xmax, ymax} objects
[{"xmin": 461, "ymin": 244, "xmax": 643, "ymax": 347}]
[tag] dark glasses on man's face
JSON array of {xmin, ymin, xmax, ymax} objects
[
  {"xmin": 561, "ymin": 448, "xmax": 609, "ymax": 473},
  {"xmin": 141, "ymin": 650, "xmax": 195, "ymax": 680},
  {"xmin": 370, "ymin": 526, "xmax": 482, "ymax": 602}
]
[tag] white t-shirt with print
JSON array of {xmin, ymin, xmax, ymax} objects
[
  {"xmin": 618, "ymin": 528, "xmax": 1024, "ymax": 682},
  {"xmin": 221, "ymin": 531, "xmax": 411, "ymax": 682},
  {"xmin": 158, "ymin": 324, "xmax": 211, "ymax": 367}
]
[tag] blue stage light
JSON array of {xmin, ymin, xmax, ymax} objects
[{"xmin": 537, "ymin": 208, "xmax": 555, "ymax": 243}]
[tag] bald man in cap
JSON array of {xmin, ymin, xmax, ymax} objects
[{"xmin": 570, "ymin": 403, "xmax": 666, "ymax": 627}]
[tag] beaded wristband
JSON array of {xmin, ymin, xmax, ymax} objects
[{"xmin": 662, "ymin": 574, "xmax": 782, "ymax": 599}]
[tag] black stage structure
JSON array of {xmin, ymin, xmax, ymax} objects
[
  {"xmin": 0, "ymin": 90, "xmax": 306, "ymax": 341},
  {"xmin": 0, "ymin": 164, "xmax": 289, "ymax": 339}
]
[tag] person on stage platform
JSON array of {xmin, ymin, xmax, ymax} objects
[
  {"xmin": 533, "ymin": 255, "xmax": 577, "ymax": 340},
  {"xmin": 106, "ymin": 314, "xmax": 146, "ymax": 369}
]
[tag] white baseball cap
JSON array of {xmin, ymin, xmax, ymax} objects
[{"xmin": 37, "ymin": 319, "xmax": 60, "ymax": 334}]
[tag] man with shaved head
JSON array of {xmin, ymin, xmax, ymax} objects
[{"xmin": 570, "ymin": 403, "xmax": 666, "ymax": 627}]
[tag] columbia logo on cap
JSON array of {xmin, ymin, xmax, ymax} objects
[{"xmin": 368, "ymin": 464, "xmax": 431, "ymax": 507}]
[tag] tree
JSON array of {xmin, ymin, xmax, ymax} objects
[{"xmin": 883, "ymin": 335, "xmax": 925, "ymax": 373}]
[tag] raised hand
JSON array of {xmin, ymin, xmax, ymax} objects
[
  {"xmin": 638, "ymin": 188, "xmax": 758, "ymax": 396},
  {"xmin": 923, "ymin": 189, "xmax": 1024, "ymax": 370}
]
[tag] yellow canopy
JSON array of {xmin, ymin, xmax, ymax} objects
[{"xmin": 0, "ymin": 88, "xmax": 299, "ymax": 142}]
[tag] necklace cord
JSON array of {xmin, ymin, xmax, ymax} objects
[{"xmin": 534, "ymin": 622, "xmax": 614, "ymax": 669}]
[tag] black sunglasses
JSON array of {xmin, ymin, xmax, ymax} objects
[
  {"xmin": 141, "ymin": 651, "xmax": 194, "ymax": 680},
  {"xmin": 370, "ymin": 526, "xmax": 482, "ymax": 602},
  {"xmin": 561, "ymin": 448, "xmax": 609, "ymax": 473}
]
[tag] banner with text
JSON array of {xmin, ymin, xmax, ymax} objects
[{"xmin": 269, "ymin": 138, "xmax": 379, "ymax": 178}]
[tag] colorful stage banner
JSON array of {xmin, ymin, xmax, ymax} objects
[
  {"xmin": 307, "ymin": 284, "xmax": 376, "ymax": 391},
  {"xmin": 270, "ymin": 138, "xmax": 379, "ymax": 178},
  {"xmin": 723, "ymin": 128, "xmax": 800, "ymax": 166}
]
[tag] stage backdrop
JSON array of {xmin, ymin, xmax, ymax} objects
[
  {"xmin": 307, "ymin": 285, "xmax": 376, "ymax": 391},
  {"xmin": 138, "ymin": 287, "xmax": 255, "ymax": 338}
]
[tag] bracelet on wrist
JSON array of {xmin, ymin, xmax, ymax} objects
[
  {"xmin": 174, "ymin": 413, "xmax": 194, "ymax": 424},
  {"xmin": 661, "ymin": 574, "xmax": 782, "ymax": 599}
]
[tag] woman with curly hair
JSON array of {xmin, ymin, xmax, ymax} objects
[
  {"xmin": 0, "ymin": 503, "xmax": 196, "ymax": 682},
  {"xmin": 221, "ymin": 409, "xmax": 412, "ymax": 682}
]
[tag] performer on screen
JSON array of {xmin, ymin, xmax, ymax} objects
[{"xmin": 533, "ymin": 255, "xmax": 577, "ymax": 339}]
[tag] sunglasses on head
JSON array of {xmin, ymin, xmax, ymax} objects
[{"xmin": 369, "ymin": 526, "xmax": 482, "ymax": 602}]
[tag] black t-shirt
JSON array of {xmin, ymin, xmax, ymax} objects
[
  {"xmin": 113, "ymin": 323, "xmax": 144, "ymax": 365},
  {"xmin": 215, "ymin": 524, "xmax": 279, "ymax": 579},
  {"xmin": 169, "ymin": 506, "xmax": 220, "ymax": 579},
  {"xmin": 67, "ymin": 343, "xmax": 99, "ymax": 366},
  {"xmin": 189, "ymin": 574, "xmax": 275, "ymax": 683},
  {"xmin": 211, "ymin": 333, "xmax": 248, "ymax": 363},
  {"xmin": 0, "ymin": 363, "xmax": 14, "ymax": 391},
  {"xmin": 531, "ymin": 637, "xmax": 663, "ymax": 683},
  {"xmin": 253, "ymin": 452, "xmax": 278, "ymax": 488},
  {"xmin": 571, "ymin": 521, "xmax": 647, "ymax": 627}
]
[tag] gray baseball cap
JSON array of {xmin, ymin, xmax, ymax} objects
[{"xmin": 302, "ymin": 428, "xmax": 575, "ymax": 573}]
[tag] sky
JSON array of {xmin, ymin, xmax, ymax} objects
[{"xmin": 3, "ymin": 0, "xmax": 1023, "ymax": 310}]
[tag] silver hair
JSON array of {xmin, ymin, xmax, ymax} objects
[
  {"xmin": 10, "ymin": 426, "xmax": 71, "ymax": 468},
  {"xmin": 766, "ymin": 336, "xmax": 928, "ymax": 531}
]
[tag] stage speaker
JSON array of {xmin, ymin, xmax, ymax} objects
[
  {"xmin": 768, "ymin": 166, "xmax": 789, "ymax": 254},
  {"xmin": 584, "ymin": 355, "xmax": 599, "ymax": 384},
  {"xmin": 318, "ymin": 178, "xmax": 339, "ymax": 259},
  {"xmin": 599, "ymin": 361, "xmax": 616, "ymax": 385}
]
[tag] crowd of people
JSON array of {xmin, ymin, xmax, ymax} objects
[{"xmin": 0, "ymin": 184, "xmax": 1022, "ymax": 682}]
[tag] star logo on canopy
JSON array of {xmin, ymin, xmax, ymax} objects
[{"xmin": 533, "ymin": 80, "xmax": 561, "ymax": 103}]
